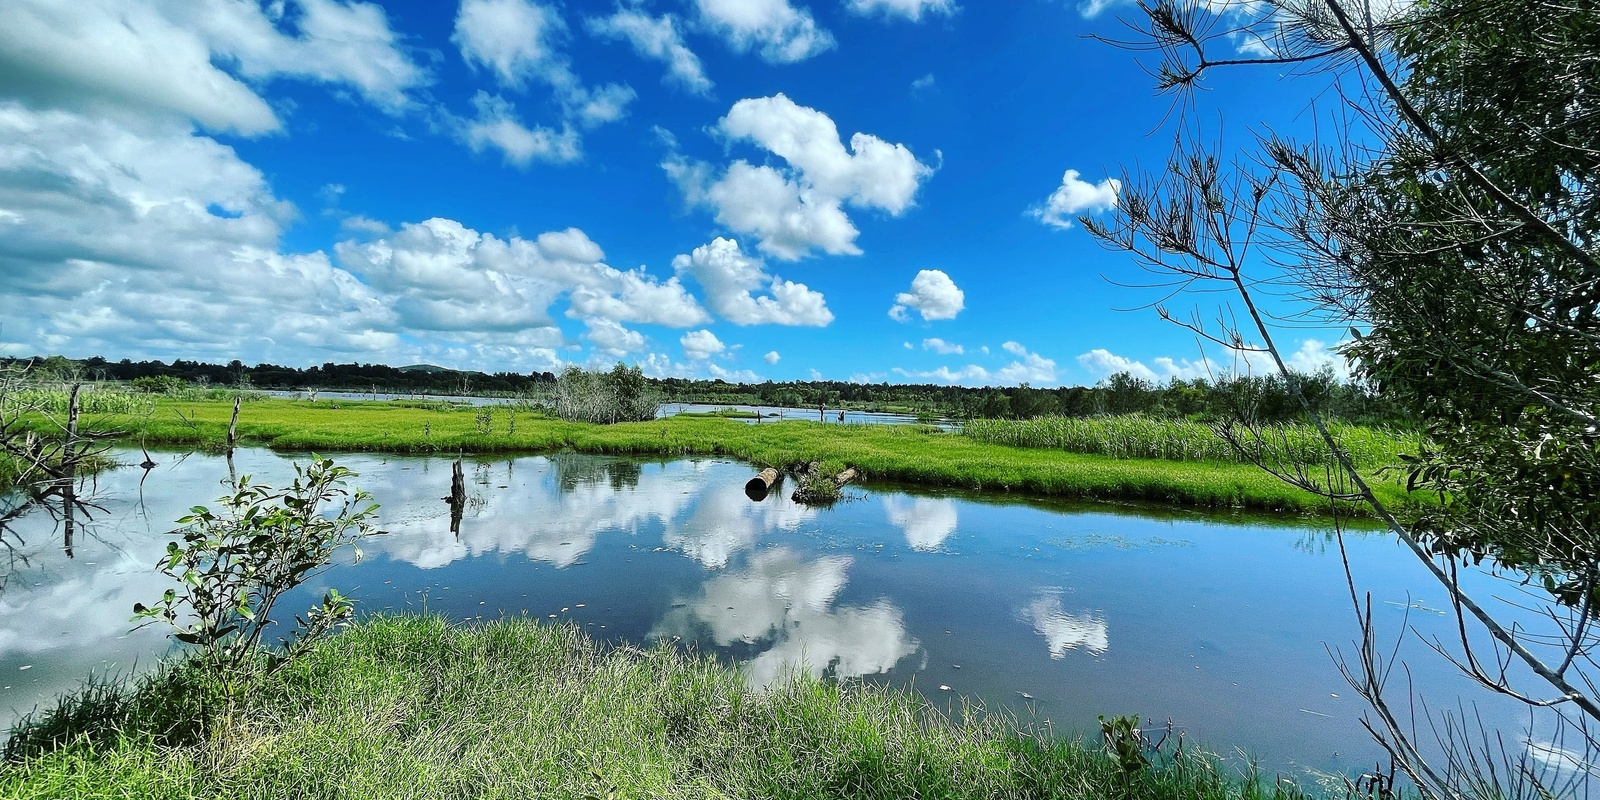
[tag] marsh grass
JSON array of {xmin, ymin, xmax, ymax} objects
[
  {"xmin": 963, "ymin": 415, "xmax": 1420, "ymax": 471},
  {"xmin": 1, "ymin": 616, "xmax": 1316, "ymax": 800},
  {"xmin": 8, "ymin": 383, "xmax": 264, "ymax": 417},
  {"xmin": 32, "ymin": 398, "xmax": 1425, "ymax": 516}
]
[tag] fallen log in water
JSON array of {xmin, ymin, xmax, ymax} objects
[{"xmin": 745, "ymin": 467, "xmax": 780, "ymax": 500}]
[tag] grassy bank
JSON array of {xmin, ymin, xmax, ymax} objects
[
  {"xmin": 1, "ymin": 616, "xmax": 1310, "ymax": 800},
  {"xmin": 964, "ymin": 416, "xmax": 1420, "ymax": 471},
  {"xmin": 43, "ymin": 398, "xmax": 1420, "ymax": 516}
]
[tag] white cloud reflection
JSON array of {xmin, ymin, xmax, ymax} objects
[
  {"xmin": 654, "ymin": 547, "xmax": 919, "ymax": 687},
  {"xmin": 366, "ymin": 457, "xmax": 697, "ymax": 569},
  {"xmin": 883, "ymin": 496, "xmax": 958, "ymax": 551},
  {"xmin": 1023, "ymin": 590, "xmax": 1108, "ymax": 658}
]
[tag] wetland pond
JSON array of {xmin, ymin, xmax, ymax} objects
[{"xmin": 0, "ymin": 448, "xmax": 1545, "ymax": 779}]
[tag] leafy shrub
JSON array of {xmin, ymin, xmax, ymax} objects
[
  {"xmin": 133, "ymin": 457, "xmax": 380, "ymax": 680},
  {"xmin": 131, "ymin": 375, "xmax": 187, "ymax": 394},
  {"xmin": 552, "ymin": 364, "xmax": 660, "ymax": 424}
]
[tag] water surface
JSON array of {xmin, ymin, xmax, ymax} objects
[{"xmin": 0, "ymin": 448, "xmax": 1544, "ymax": 778}]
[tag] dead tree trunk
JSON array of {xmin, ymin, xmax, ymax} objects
[
  {"xmin": 62, "ymin": 385, "xmax": 79, "ymax": 558},
  {"xmin": 226, "ymin": 396, "xmax": 241, "ymax": 455},
  {"xmin": 447, "ymin": 459, "xmax": 466, "ymax": 536}
]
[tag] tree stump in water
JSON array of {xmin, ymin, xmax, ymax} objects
[
  {"xmin": 226, "ymin": 396, "xmax": 241, "ymax": 455},
  {"xmin": 446, "ymin": 460, "xmax": 467, "ymax": 536}
]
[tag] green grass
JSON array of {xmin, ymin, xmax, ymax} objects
[
  {"xmin": 0, "ymin": 616, "xmax": 1314, "ymax": 800},
  {"xmin": 964, "ymin": 415, "xmax": 1421, "ymax": 471},
  {"xmin": 34, "ymin": 398, "xmax": 1423, "ymax": 516},
  {"xmin": 674, "ymin": 407, "xmax": 763, "ymax": 419}
]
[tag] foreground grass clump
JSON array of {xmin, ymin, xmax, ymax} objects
[
  {"xmin": 44, "ymin": 397, "xmax": 1423, "ymax": 515},
  {"xmin": 1, "ymin": 616, "xmax": 1312, "ymax": 800},
  {"xmin": 964, "ymin": 415, "xmax": 1420, "ymax": 471}
]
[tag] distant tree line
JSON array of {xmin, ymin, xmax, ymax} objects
[
  {"xmin": 653, "ymin": 367, "xmax": 1405, "ymax": 424},
  {"xmin": 3, "ymin": 355, "xmax": 1408, "ymax": 425},
  {"xmin": 2, "ymin": 356, "xmax": 556, "ymax": 396}
]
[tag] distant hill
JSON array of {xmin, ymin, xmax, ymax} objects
[{"xmin": 398, "ymin": 364, "xmax": 454, "ymax": 374}]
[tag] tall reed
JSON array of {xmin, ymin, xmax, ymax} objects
[{"xmin": 963, "ymin": 414, "xmax": 1419, "ymax": 470}]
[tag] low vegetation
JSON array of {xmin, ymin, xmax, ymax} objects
[
  {"xmin": 965, "ymin": 415, "xmax": 1420, "ymax": 471},
  {"xmin": 545, "ymin": 364, "xmax": 659, "ymax": 424},
  {"xmin": 1, "ymin": 615, "xmax": 1313, "ymax": 800},
  {"xmin": 23, "ymin": 397, "xmax": 1423, "ymax": 516},
  {"xmin": 4, "ymin": 355, "xmax": 1408, "ymax": 424}
]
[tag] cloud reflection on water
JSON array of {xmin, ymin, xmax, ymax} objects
[
  {"xmin": 662, "ymin": 481, "xmax": 814, "ymax": 569},
  {"xmin": 654, "ymin": 547, "xmax": 919, "ymax": 687},
  {"xmin": 883, "ymin": 497, "xmax": 958, "ymax": 551},
  {"xmin": 1024, "ymin": 590, "xmax": 1108, "ymax": 658},
  {"xmin": 367, "ymin": 457, "xmax": 699, "ymax": 569}
]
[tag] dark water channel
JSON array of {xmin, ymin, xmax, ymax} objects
[{"xmin": 0, "ymin": 448, "xmax": 1552, "ymax": 781}]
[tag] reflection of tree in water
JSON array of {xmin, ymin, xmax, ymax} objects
[
  {"xmin": 1, "ymin": 373, "xmax": 121, "ymax": 592},
  {"xmin": 1292, "ymin": 526, "xmax": 1377, "ymax": 556},
  {"xmin": 0, "ymin": 474, "xmax": 111, "ymax": 595},
  {"xmin": 553, "ymin": 455, "xmax": 642, "ymax": 493}
]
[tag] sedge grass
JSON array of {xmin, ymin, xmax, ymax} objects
[
  {"xmin": 1, "ymin": 615, "xmax": 1316, "ymax": 800},
  {"xmin": 963, "ymin": 415, "xmax": 1420, "ymax": 471},
  {"xmin": 29, "ymin": 397, "xmax": 1425, "ymax": 516}
]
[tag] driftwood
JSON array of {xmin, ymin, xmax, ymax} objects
[
  {"xmin": 745, "ymin": 467, "xmax": 781, "ymax": 500},
  {"xmin": 833, "ymin": 467, "xmax": 859, "ymax": 487}
]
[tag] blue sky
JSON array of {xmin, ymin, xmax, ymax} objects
[{"xmin": 0, "ymin": 0, "xmax": 1348, "ymax": 386}]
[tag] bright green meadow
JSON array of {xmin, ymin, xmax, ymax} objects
[{"xmin": 44, "ymin": 396, "xmax": 1420, "ymax": 516}]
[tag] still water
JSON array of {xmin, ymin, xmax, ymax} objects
[
  {"xmin": 262, "ymin": 394, "xmax": 947, "ymax": 427},
  {"xmin": 0, "ymin": 448, "xmax": 1541, "ymax": 778}
]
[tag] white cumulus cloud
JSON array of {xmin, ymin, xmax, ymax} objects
[
  {"xmin": 847, "ymin": 0, "xmax": 957, "ymax": 21},
  {"xmin": 681, "ymin": 329, "xmax": 726, "ymax": 360},
  {"xmin": 460, "ymin": 92, "xmax": 580, "ymax": 166},
  {"xmin": 453, "ymin": 0, "xmax": 635, "ymax": 137},
  {"xmin": 673, "ymin": 238, "xmax": 833, "ymax": 326},
  {"xmin": 922, "ymin": 338, "xmax": 963, "ymax": 355},
  {"xmin": 0, "ymin": 0, "xmax": 426, "ymax": 136},
  {"xmin": 666, "ymin": 94, "xmax": 933, "ymax": 260},
  {"xmin": 1031, "ymin": 169, "xmax": 1120, "ymax": 229},
  {"xmin": 0, "ymin": 104, "xmax": 599, "ymax": 374},
  {"xmin": 894, "ymin": 341, "xmax": 1056, "ymax": 386},
  {"xmin": 588, "ymin": 10, "xmax": 712, "ymax": 96},
  {"xmin": 764, "ymin": 350, "xmax": 781, "ymax": 364},
  {"xmin": 889, "ymin": 269, "xmax": 964, "ymax": 322},
  {"xmin": 453, "ymin": 0, "xmax": 566, "ymax": 89},
  {"xmin": 583, "ymin": 318, "xmax": 647, "ymax": 356},
  {"xmin": 1076, "ymin": 348, "xmax": 1213, "ymax": 384},
  {"xmin": 693, "ymin": 0, "xmax": 834, "ymax": 64},
  {"xmin": 1286, "ymin": 339, "xmax": 1351, "ymax": 377},
  {"xmin": 336, "ymin": 218, "xmax": 710, "ymax": 339}
]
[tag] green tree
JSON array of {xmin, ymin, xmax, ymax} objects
[{"xmin": 1091, "ymin": 0, "xmax": 1600, "ymax": 791}]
